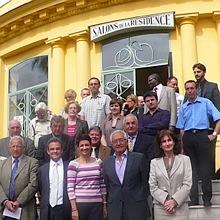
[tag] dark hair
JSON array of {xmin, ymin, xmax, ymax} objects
[
  {"xmin": 76, "ymin": 134, "xmax": 91, "ymax": 146},
  {"xmin": 51, "ymin": 115, "xmax": 65, "ymax": 125},
  {"xmin": 148, "ymin": 73, "xmax": 161, "ymax": 83},
  {"xmin": 143, "ymin": 91, "xmax": 158, "ymax": 101},
  {"xmin": 167, "ymin": 76, "xmax": 178, "ymax": 82},
  {"xmin": 89, "ymin": 126, "xmax": 102, "ymax": 136},
  {"xmin": 155, "ymin": 129, "xmax": 181, "ymax": 157},
  {"xmin": 184, "ymin": 80, "xmax": 196, "ymax": 87},
  {"xmin": 47, "ymin": 137, "xmax": 63, "ymax": 150},
  {"xmin": 193, "ymin": 63, "xmax": 206, "ymax": 72},
  {"xmin": 88, "ymin": 77, "xmax": 100, "ymax": 86},
  {"xmin": 110, "ymin": 98, "xmax": 123, "ymax": 111}
]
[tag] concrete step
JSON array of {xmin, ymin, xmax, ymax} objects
[
  {"xmin": 199, "ymin": 192, "xmax": 220, "ymax": 205},
  {"xmin": 199, "ymin": 180, "xmax": 220, "ymax": 193},
  {"xmin": 189, "ymin": 205, "xmax": 220, "ymax": 220}
]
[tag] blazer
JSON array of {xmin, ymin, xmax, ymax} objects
[
  {"xmin": 157, "ymin": 85, "xmax": 177, "ymax": 127},
  {"xmin": 103, "ymin": 151, "xmax": 150, "ymax": 220},
  {"xmin": 149, "ymin": 154, "xmax": 192, "ymax": 206},
  {"xmin": 0, "ymin": 155, "xmax": 38, "ymax": 220},
  {"xmin": 133, "ymin": 132, "xmax": 155, "ymax": 192},
  {"xmin": 38, "ymin": 161, "xmax": 71, "ymax": 220},
  {"xmin": 0, "ymin": 136, "xmax": 35, "ymax": 158},
  {"xmin": 63, "ymin": 118, "xmax": 89, "ymax": 139},
  {"xmin": 36, "ymin": 133, "xmax": 75, "ymax": 167}
]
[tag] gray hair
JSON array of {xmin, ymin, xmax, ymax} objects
[
  {"xmin": 51, "ymin": 115, "xmax": 65, "ymax": 125},
  {"xmin": 110, "ymin": 130, "xmax": 127, "ymax": 143},
  {"xmin": 9, "ymin": 136, "xmax": 25, "ymax": 147},
  {"xmin": 123, "ymin": 114, "xmax": 138, "ymax": 126},
  {"xmin": 35, "ymin": 102, "xmax": 48, "ymax": 112}
]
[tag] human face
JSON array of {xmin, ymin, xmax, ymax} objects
[
  {"xmin": 167, "ymin": 78, "xmax": 178, "ymax": 92},
  {"xmin": 123, "ymin": 115, "xmax": 138, "ymax": 136},
  {"xmin": 88, "ymin": 79, "xmax": 100, "ymax": 95},
  {"xmin": 9, "ymin": 138, "xmax": 24, "ymax": 159},
  {"xmin": 145, "ymin": 96, "xmax": 158, "ymax": 111},
  {"xmin": 138, "ymin": 96, "xmax": 145, "ymax": 108},
  {"xmin": 126, "ymin": 98, "xmax": 135, "ymax": 109},
  {"xmin": 36, "ymin": 109, "xmax": 47, "ymax": 120},
  {"xmin": 47, "ymin": 141, "xmax": 62, "ymax": 162},
  {"xmin": 51, "ymin": 121, "xmax": 64, "ymax": 136},
  {"xmin": 68, "ymin": 103, "xmax": 77, "ymax": 118},
  {"xmin": 160, "ymin": 135, "xmax": 175, "ymax": 156},
  {"xmin": 148, "ymin": 75, "xmax": 158, "ymax": 89},
  {"xmin": 81, "ymin": 89, "xmax": 90, "ymax": 99},
  {"xmin": 185, "ymin": 82, "xmax": 197, "ymax": 102},
  {"xmin": 111, "ymin": 132, "xmax": 127, "ymax": 155},
  {"xmin": 194, "ymin": 67, "xmax": 205, "ymax": 82},
  {"xmin": 8, "ymin": 120, "xmax": 21, "ymax": 136},
  {"xmin": 78, "ymin": 140, "xmax": 91, "ymax": 157},
  {"xmin": 110, "ymin": 103, "xmax": 121, "ymax": 116},
  {"xmin": 89, "ymin": 130, "xmax": 101, "ymax": 146}
]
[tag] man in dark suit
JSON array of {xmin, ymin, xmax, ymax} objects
[
  {"xmin": 0, "ymin": 136, "xmax": 38, "ymax": 220},
  {"xmin": 0, "ymin": 119, "xmax": 35, "ymax": 158},
  {"xmin": 36, "ymin": 115, "xmax": 75, "ymax": 167},
  {"xmin": 103, "ymin": 130, "xmax": 150, "ymax": 220},
  {"xmin": 38, "ymin": 137, "xmax": 71, "ymax": 220},
  {"xmin": 193, "ymin": 63, "xmax": 220, "ymax": 178}
]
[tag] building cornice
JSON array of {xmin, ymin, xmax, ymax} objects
[{"xmin": 0, "ymin": 0, "xmax": 137, "ymax": 44}]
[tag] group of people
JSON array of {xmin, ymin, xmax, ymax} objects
[{"xmin": 0, "ymin": 62, "xmax": 220, "ymax": 220}]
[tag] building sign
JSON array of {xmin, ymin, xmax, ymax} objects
[{"xmin": 90, "ymin": 12, "xmax": 174, "ymax": 41}]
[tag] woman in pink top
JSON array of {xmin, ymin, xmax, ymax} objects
[
  {"xmin": 67, "ymin": 134, "xmax": 107, "ymax": 220},
  {"xmin": 64, "ymin": 101, "xmax": 88, "ymax": 140}
]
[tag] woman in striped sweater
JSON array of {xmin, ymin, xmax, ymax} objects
[{"xmin": 67, "ymin": 134, "xmax": 107, "ymax": 220}]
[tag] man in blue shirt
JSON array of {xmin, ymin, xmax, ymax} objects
[{"xmin": 176, "ymin": 80, "xmax": 220, "ymax": 207}]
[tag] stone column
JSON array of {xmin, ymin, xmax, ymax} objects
[
  {"xmin": 177, "ymin": 14, "xmax": 198, "ymax": 82},
  {"xmin": 46, "ymin": 37, "xmax": 65, "ymax": 114}
]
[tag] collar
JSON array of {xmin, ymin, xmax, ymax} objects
[
  {"xmin": 11, "ymin": 155, "xmax": 23, "ymax": 163},
  {"xmin": 90, "ymin": 92, "xmax": 101, "ymax": 99},
  {"xmin": 114, "ymin": 149, "xmax": 128, "ymax": 159},
  {"xmin": 50, "ymin": 158, "xmax": 63, "ymax": 166},
  {"xmin": 154, "ymin": 83, "xmax": 162, "ymax": 90},
  {"xmin": 186, "ymin": 96, "xmax": 202, "ymax": 105},
  {"xmin": 127, "ymin": 133, "xmax": 138, "ymax": 139},
  {"xmin": 146, "ymin": 107, "xmax": 160, "ymax": 115}
]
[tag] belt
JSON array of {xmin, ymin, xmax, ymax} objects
[{"xmin": 185, "ymin": 129, "xmax": 208, "ymax": 134}]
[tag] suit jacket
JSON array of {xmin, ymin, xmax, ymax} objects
[
  {"xmin": 64, "ymin": 118, "xmax": 89, "ymax": 139},
  {"xmin": 103, "ymin": 151, "xmax": 150, "ymax": 220},
  {"xmin": 38, "ymin": 160, "xmax": 71, "ymax": 220},
  {"xmin": 36, "ymin": 133, "xmax": 75, "ymax": 167},
  {"xmin": 149, "ymin": 154, "xmax": 192, "ymax": 206},
  {"xmin": 133, "ymin": 133, "xmax": 155, "ymax": 189},
  {"xmin": 157, "ymin": 86, "xmax": 177, "ymax": 127},
  {"xmin": 0, "ymin": 136, "xmax": 35, "ymax": 158},
  {"xmin": 0, "ymin": 155, "xmax": 38, "ymax": 220}
]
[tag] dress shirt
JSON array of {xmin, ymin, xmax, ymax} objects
[
  {"xmin": 176, "ymin": 96, "xmax": 220, "ymax": 131},
  {"xmin": 11, "ymin": 156, "xmax": 23, "ymax": 169},
  {"xmin": 139, "ymin": 108, "xmax": 170, "ymax": 135},
  {"xmin": 114, "ymin": 150, "xmax": 128, "ymax": 184},
  {"xmin": 176, "ymin": 92, "xmax": 184, "ymax": 117},
  {"xmin": 127, "ymin": 134, "xmax": 137, "ymax": 151},
  {"xmin": 79, "ymin": 92, "xmax": 111, "ymax": 128},
  {"xmin": 49, "ymin": 158, "xmax": 64, "ymax": 206},
  {"xmin": 153, "ymin": 83, "xmax": 163, "ymax": 100}
]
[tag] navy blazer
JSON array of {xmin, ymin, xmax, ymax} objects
[
  {"xmin": 103, "ymin": 151, "xmax": 150, "ymax": 220},
  {"xmin": 38, "ymin": 161, "xmax": 71, "ymax": 220}
]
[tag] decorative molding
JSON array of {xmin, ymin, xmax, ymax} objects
[
  {"xmin": 175, "ymin": 12, "xmax": 199, "ymax": 25},
  {"xmin": 0, "ymin": 0, "xmax": 136, "ymax": 44},
  {"xmin": 213, "ymin": 11, "xmax": 220, "ymax": 22}
]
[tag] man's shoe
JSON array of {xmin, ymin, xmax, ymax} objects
[{"xmin": 203, "ymin": 201, "xmax": 212, "ymax": 207}]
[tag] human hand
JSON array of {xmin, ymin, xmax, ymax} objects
[
  {"xmin": 208, "ymin": 134, "xmax": 217, "ymax": 142},
  {"xmin": 72, "ymin": 210, "xmax": 79, "ymax": 220},
  {"xmin": 164, "ymin": 199, "xmax": 177, "ymax": 214},
  {"xmin": 5, "ymin": 200, "xmax": 16, "ymax": 212}
]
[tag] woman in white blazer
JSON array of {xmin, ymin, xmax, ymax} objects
[{"xmin": 149, "ymin": 130, "xmax": 192, "ymax": 220}]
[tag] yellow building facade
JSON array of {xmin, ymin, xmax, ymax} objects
[{"xmin": 0, "ymin": 0, "xmax": 220, "ymax": 167}]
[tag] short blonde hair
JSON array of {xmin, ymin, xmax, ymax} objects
[{"xmin": 126, "ymin": 94, "xmax": 138, "ymax": 106}]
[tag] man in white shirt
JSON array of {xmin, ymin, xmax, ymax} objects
[
  {"xmin": 79, "ymin": 77, "xmax": 111, "ymax": 128},
  {"xmin": 38, "ymin": 137, "xmax": 71, "ymax": 220}
]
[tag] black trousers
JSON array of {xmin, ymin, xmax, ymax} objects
[
  {"xmin": 183, "ymin": 131, "xmax": 212, "ymax": 203},
  {"xmin": 77, "ymin": 202, "xmax": 103, "ymax": 220},
  {"xmin": 48, "ymin": 204, "xmax": 64, "ymax": 220}
]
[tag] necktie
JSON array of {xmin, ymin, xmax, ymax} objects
[
  {"xmin": 197, "ymin": 83, "xmax": 201, "ymax": 96},
  {"xmin": 91, "ymin": 147, "xmax": 96, "ymax": 158},
  {"xmin": 50, "ymin": 163, "xmax": 59, "ymax": 207},
  {"xmin": 9, "ymin": 159, "xmax": 19, "ymax": 200},
  {"xmin": 128, "ymin": 136, "xmax": 134, "ymax": 151}
]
